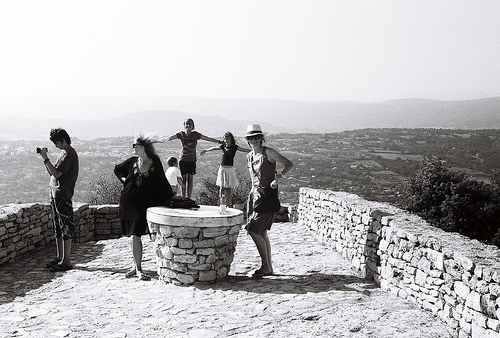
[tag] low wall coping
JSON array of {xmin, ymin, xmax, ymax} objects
[{"xmin": 147, "ymin": 206, "xmax": 244, "ymax": 227}]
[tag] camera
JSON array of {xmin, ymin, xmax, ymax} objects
[{"xmin": 36, "ymin": 147, "xmax": 47, "ymax": 153}]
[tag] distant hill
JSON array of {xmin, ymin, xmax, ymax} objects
[
  {"xmin": 1, "ymin": 97, "xmax": 499, "ymax": 140},
  {"xmin": 0, "ymin": 111, "xmax": 290, "ymax": 141}
]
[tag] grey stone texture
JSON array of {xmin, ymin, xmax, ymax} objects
[{"xmin": 298, "ymin": 187, "xmax": 500, "ymax": 338}]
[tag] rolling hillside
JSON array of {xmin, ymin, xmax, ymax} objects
[{"xmin": 0, "ymin": 97, "xmax": 499, "ymax": 140}]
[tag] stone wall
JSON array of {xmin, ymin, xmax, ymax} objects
[
  {"xmin": 0, "ymin": 203, "xmax": 121, "ymax": 265},
  {"xmin": 298, "ymin": 187, "xmax": 500, "ymax": 338}
]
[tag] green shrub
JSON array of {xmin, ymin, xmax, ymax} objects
[
  {"xmin": 86, "ymin": 174, "xmax": 122, "ymax": 205},
  {"xmin": 398, "ymin": 158, "xmax": 500, "ymax": 247}
]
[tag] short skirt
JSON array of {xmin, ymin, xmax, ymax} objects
[{"xmin": 216, "ymin": 165, "xmax": 239, "ymax": 188}]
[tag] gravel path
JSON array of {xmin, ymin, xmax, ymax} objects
[{"xmin": 0, "ymin": 221, "xmax": 454, "ymax": 338}]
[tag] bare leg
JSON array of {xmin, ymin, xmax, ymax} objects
[
  {"xmin": 181, "ymin": 174, "xmax": 188, "ymax": 197},
  {"xmin": 186, "ymin": 174, "xmax": 194, "ymax": 199},
  {"xmin": 61, "ymin": 239, "xmax": 72, "ymax": 266},
  {"xmin": 226, "ymin": 188, "xmax": 233, "ymax": 207},
  {"xmin": 130, "ymin": 235, "xmax": 143, "ymax": 274},
  {"xmin": 220, "ymin": 187, "xmax": 232, "ymax": 206},
  {"xmin": 249, "ymin": 230, "xmax": 273, "ymax": 274},
  {"xmin": 55, "ymin": 237, "xmax": 63, "ymax": 261},
  {"xmin": 219, "ymin": 187, "xmax": 225, "ymax": 204}
]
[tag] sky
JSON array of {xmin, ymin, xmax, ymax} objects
[{"xmin": 1, "ymin": 0, "xmax": 500, "ymax": 120}]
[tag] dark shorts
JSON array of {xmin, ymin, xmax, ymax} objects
[
  {"xmin": 50, "ymin": 197, "xmax": 75, "ymax": 240},
  {"xmin": 245, "ymin": 211, "xmax": 274, "ymax": 235},
  {"xmin": 179, "ymin": 161, "xmax": 196, "ymax": 175}
]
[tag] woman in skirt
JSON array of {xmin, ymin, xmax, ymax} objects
[{"xmin": 201, "ymin": 132, "xmax": 249, "ymax": 213}]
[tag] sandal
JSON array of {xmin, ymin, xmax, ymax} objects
[
  {"xmin": 125, "ymin": 269, "xmax": 137, "ymax": 278},
  {"xmin": 50, "ymin": 262, "xmax": 73, "ymax": 272},
  {"xmin": 45, "ymin": 259, "xmax": 60, "ymax": 268},
  {"xmin": 252, "ymin": 269, "xmax": 273, "ymax": 277},
  {"xmin": 139, "ymin": 272, "xmax": 151, "ymax": 281}
]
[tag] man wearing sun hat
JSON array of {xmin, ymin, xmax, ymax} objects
[{"xmin": 244, "ymin": 123, "xmax": 294, "ymax": 277}]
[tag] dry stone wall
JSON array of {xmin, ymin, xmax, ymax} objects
[
  {"xmin": 298, "ymin": 187, "xmax": 500, "ymax": 338},
  {"xmin": 0, "ymin": 203, "xmax": 120, "ymax": 265}
]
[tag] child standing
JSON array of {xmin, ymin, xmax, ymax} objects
[
  {"xmin": 165, "ymin": 156, "xmax": 184, "ymax": 196},
  {"xmin": 163, "ymin": 118, "xmax": 220, "ymax": 198},
  {"xmin": 201, "ymin": 132, "xmax": 249, "ymax": 214}
]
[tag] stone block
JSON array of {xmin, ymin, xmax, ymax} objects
[
  {"xmin": 474, "ymin": 312, "xmax": 489, "ymax": 328},
  {"xmin": 444, "ymin": 259, "xmax": 463, "ymax": 279},
  {"xmin": 418, "ymin": 257, "xmax": 432, "ymax": 273},
  {"xmin": 493, "ymin": 271, "xmax": 500, "ymax": 284},
  {"xmin": 193, "ymin": 239, "xmax": 215, "ymax": 248},
  {"xmin": 213, "ymin": 259, "xmax": 224, "ymax": 270},
  {"xmin": 490, "ymin": 283, "xmax": 500, "ymax": 297},
  {"xmin": 426, "ymin": 248, "xmax": 444, "ymax": 270},
  {"xmin": 203, "ymin": 227, "xmax": 228, "ymax": 238},
  {"xmin": 178, "ymin": 239, "xmax": 193, "ymax": 249},
  {"xmin": 165, "ymin": 238, "xmax": 178, "ymax": 246},
  {"xmin": 481, "ymin": 294, "xmax": 498, "ymax": 318},
  {"xmin": 171, "ymin": 247, "xmax": 187, "ymax": 255},
  {"xmin": 173, "ymin": 227, "xmax": 200, "ymax": 238},
  {"xmin": 217, "ymin": 266, "xmax": 229, "ymax": 279},
  {"xmin": 176, "ymin": 273, "xmax": 196, "ymax": 285},
  {"xmin": 487, "ymin": 318, "xmax": 500, "ymax": 332},
  {"xmin": 454, "ymin": 281, "xmax": 471, "ymax": 301},
  {"xmin": 196, "ymin": 248, "xmax": 215, "ymax": 256},
  {"xmin": 415, "ymin": 269, "xmax": 428, "ymax": 286},
  {"xmin": 454, "ymin": 252, "xmax": 475, "ymax": 272},
  {"xmin": 188, "ymin": 263, "xmax": 212, "ymax": 271},
  {"xmin": 214, "ymin": 235, "xmax": 229, "ymax": 247},
  {"xmin": 169, "ymin": 262, "xmax": 188, "ymax": 272},
  {"xmin": 199, "ymin": 270, "xmax": 217, "ymax": 282},
  {"xmin": 205, "ymin": 254, "xmax": 218, "ymax": 264},
  {"xmin": 465, "ymin": 291, "xmax": 482, "ymax": 312},
  {"xmin": 174, "ymin": 254, "xmax": 197, "ymax": 264},
  {"xmin": 472, "ymin": 320, "xmax": 500, "ymax": 338}
]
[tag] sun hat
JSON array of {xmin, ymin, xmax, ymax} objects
[{"xmin": 245, "ymin": 124, "xmax": 264, "ymax": 138}]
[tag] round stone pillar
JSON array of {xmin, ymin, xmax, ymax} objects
[{"xmin": 147, "ymin": 206, "xmax": 244, "ymax": 285}]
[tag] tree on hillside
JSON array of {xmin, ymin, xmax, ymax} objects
[
  {"xmin": 398, "ymin": 158, "xmax": 500, "ymax": 247},
  {"xmin": 86, "ymin": 174, "xmax": 122, "ymax": 205}
]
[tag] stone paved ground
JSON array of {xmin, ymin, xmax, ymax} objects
[{"xmin": 0, "ymin": 221, "xmax": 455, "ymax": 338}]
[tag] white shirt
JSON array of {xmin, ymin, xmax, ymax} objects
[{"xmin": 165, "ymin": 166, "xmax": 182, "ymax": 186}]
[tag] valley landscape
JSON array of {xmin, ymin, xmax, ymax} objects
[
  {"xmin": 1, "ymin": 96, "xmax": 499, "ymax": 207},
  {"xmin": 1, "ymin": 128, "xmax": 499, "ymax": 207}
]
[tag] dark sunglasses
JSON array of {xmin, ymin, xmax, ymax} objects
[
  {"xmin": 246, "ymin": 135, "xmax": 262, "ymax": 140},
  {"xmin": 132, "ymin": 143, "xmax": 142, "ymax": 148}
]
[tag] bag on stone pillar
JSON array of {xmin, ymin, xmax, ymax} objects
[{"xmin": 165, "ymin": 196, "xmax": 200, "ymax": 209}]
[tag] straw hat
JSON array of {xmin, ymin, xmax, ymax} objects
[{"xmin": 245, "ymin": 124, "xmax": 264, "ymax": 138}]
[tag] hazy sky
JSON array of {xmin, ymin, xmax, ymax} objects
[{"xmin": 1, "ymin": 0, "xmax": 500, "ymax": 119}]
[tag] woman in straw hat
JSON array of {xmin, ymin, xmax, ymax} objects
[{"xmin": 244, "ymin": 123, "xmax": 294, "ymax": 277}]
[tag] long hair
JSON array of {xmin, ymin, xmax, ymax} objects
[
  {"xmin": 134, "ymin": 136, "xmax": 161, "ymax": 162},
  {"xmin": 224, "ymin": 132, "xmax": 236, "ymax": 147}
]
